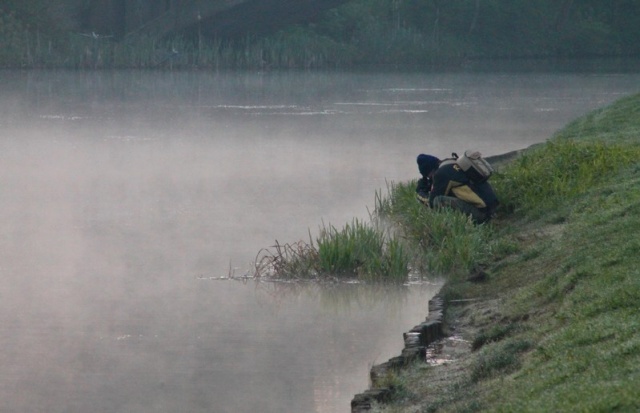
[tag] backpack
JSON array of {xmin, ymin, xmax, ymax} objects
[{"xmin": 455, "ymin": 150, "xmax": 494, "ymax": 183}]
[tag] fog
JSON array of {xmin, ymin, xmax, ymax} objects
[{"xmin": 1, "ymin": 69, "xmax": 638, "ymax": 412}]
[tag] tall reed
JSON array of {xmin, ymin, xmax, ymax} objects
[
  {"xmin": 315, "ymin": 219, "xmax": 408, "ymax": 281},
  {"xmin": 254, "ymin": 218, "xmax": 409, "ymax": 282}
]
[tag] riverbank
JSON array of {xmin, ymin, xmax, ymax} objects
[{"xmin": 359, "ymin": 92, "xmax": 640, "ymax": 412}]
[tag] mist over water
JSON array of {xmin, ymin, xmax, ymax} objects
[{"xmin": 1, "ymin": 69, "xmax": 639, "ymax": 412}]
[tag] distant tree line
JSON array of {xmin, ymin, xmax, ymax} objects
[
  {"xmin": 289, "ymin": 0, "xmax": 640, "ymax": 66},
  {"xmin": 1, "ymin": 0, "xmax": 639, "ymax": 69}
]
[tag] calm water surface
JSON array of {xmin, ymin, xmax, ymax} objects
[{"xmin": 1, "ymin": 69, "xmax": 638, "ymax": 412}]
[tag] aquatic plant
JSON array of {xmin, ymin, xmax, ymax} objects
[
  {"xmin": 254, "ymin": 219, "xmax": 409, "ymax": 282},
  {"xmin": 254, "ymin": 239, "xmax": 319, "ymax": 280},
  {"xmin": 315, "ymin": 219, "xmax": 408, "ymax": 281}
]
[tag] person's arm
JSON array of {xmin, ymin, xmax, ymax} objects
[
  {"xmin": 429, "ymin": 170, "xmax": 448, "ymax": 207},
  {"xmin": 416, "ymin": 177, "xmax": 432, "ymax": 206}
]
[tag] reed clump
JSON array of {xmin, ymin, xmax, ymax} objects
[
  {"xmin": 254, "ymin": 219, "xmax": 409, "ymax": 282},
  {"xmin": 315, "ymin": 219, "xmax": 408, "ymax": 281}
]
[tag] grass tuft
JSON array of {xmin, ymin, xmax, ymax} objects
[
  {"xmin": 254, "ymin": 219, "xmax": 409, "ymax": 282},
  {"xmin": 471, "ymin": 323, "xmax": 521, "ymax": 351},
  {"xmin": 470, "ymin": 339, "xmax": 533, "ymax": 383}
]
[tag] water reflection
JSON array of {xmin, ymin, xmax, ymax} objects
[
  {"xmin": 236, "ymin": 279, "xmax": 441, "ymax": 413},
  {"xmin": 253, "ymin": 279, "xmax": 437, "ymax": 315}
]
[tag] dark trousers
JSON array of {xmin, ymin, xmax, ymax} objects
[{"xmin": 432, "ymin": 195, "xmax": 490, "ymax": 224}]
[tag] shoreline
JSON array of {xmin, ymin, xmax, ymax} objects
[
  {"xmin": 349, "ymin": 145, "xmax": 536, "ymax": 412},
  {"xmin": 351, "ymin": 294, "xmax": 446, "ymax": 412}
]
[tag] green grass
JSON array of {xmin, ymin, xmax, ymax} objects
[
  {"xmin": 370, "ymin": 92, "xmax": 640, "ymax": 412},
  {"xmin": 315, "ymin": 219, "xmax": 409, "ymax": 281},
  {"xmin": 470, "ymin": 338, "xmax": 533, "ymax": 383},
  {"xmin": 490, "ymin": 139, "xmax": 640, "ymax": 219}
]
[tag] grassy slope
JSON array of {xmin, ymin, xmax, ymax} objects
[{"xmin": 375, "ymin": 93, "xmax": 640, "ymax": 412}]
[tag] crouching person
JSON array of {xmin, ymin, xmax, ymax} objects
[{"xmin": 416, "ymin": 153, "xmax": 498, "ymax": 224}]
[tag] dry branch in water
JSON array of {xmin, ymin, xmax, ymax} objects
[{"xmin": 253, "ymin": 240, "xmax": 318, "ymax": 279}]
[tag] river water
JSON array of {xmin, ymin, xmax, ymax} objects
[{"xmin": 1, "ymin": 67, "xmax": 638, "ymax": 413}]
